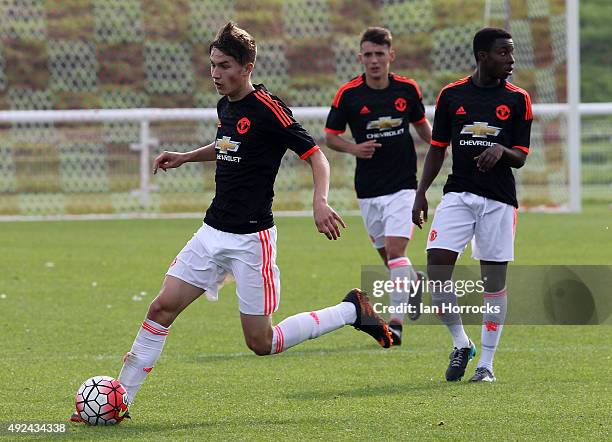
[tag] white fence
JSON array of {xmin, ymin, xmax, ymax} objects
[{"xmin": 0, "ymin": 103, "xmax": 610, "ymax": 218}]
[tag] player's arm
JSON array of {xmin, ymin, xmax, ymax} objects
[
  {"xmin": 271, "ymin": 94, "xmax": 345, "ymax": 239},
  {"xmin": 325, "ymin": 133, "xmax": 381, "ymax": 159},
  {"xmin": 474, "ymin": 144, "xmax": 526, "ymax": 172},
  {"xmin": 153, "ymin": 142, "xmax": 216, "ymax": 174},
  {"xmin": 412, "ymin": 88, "xmax": 451, "ymax": 228},
  {"xmin": 413, "ymin": 119, "xmax": 432, "ymax": 145},
  {"xmin": 408, "ymin": 82, "xmax": 432, "ymax": 145},
  {"xmin": 305, "ymin": 149, "xmax": 347, "ymax": 240},
  {"xmin": 475, "ymin": 95, "xmax": 533, "ymax": 171},
  {"xmin": 324, "ymin": 89, "xmax": 381, "ymax": 159},
  {"xmin": 412, "ymin": 145, "xmax": 447, "ymax": 228}
]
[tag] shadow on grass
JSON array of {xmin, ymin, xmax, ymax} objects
[
  {"xmin": 285, "ymin": 381, "xmax": 465, "ymax": 401},
  {"xmin": 185, "ymin": 345, "xmax": 397, "ymax": 363},
  {"xmin": 69, "ymin": 415, "xmax": 335, "ymax": 435}
]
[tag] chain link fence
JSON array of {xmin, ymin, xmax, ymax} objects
[{"xmin": 0, "ymin": 0, "xmax": 609, "ymax": 216}]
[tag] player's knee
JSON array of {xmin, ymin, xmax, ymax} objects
[
  {"xmin": 147, "ymin": 297, "xmax": 177, "ymax": 325},
  {"xmin": 385, "ymin": 248, "xmax": 403, "ymax": 261},
  {"xmin": 384, "ymin": 240, "xmax": 408, "ymax": 261},
  {"xmin": 245, "ymin": 335, "xmax": 272, "ymax": 356}
]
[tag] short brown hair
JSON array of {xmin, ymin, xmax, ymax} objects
[
  {"xmin": 360, "ymin": 27, "xmax": 392, "ymax": 48},
  {"xmin": 209, "ymin": 22, "xmax": 257, "ymax": 65}
]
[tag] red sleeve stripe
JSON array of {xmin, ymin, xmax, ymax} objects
[
  {"xmin": 513, "ymin": 145, "xmax": 529, "ymax": 154},
  {"xmin": 505, "ymin": 82, "xmax": 533, "ymax": 120},
  {"xmin": 435, "ymin": 77, "xmax": 470, "ymax": 107},
  {"xmin": 254, "ymin": 90, "xmax": 293, "ymax": 127},
  {"xmin": 332, "ymin": 76, "xmax": 364, "ymax": 108},
  {"xmin": 324, "ymin": 127, "xmax": 345, "ymax": 135},
  {"xmin": 391, "ymin": 73, "xmax": 423, "ymax": 99},
  {"xmin": 300, "ymin": 145, "xmax": 320, "ymax": 160},
  {"xmin": 413, "ymin": 116, "xmax": 428, "ymax": 125},
  {"xmin": 431, "ymin": 139, "xmax": 450, "ymax": 148}
]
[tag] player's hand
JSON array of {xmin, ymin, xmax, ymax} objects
[
  {"xmin": 313, "ymin": 201, "xmax": 347, "ymax": 240},
  {"xmin": 412, "ymin": 192, "xmax": 428, "ymax": 229},
  {"xmin": 153, "ymin": 151, "xmax": 187, "ymax": 174},
  {"xmin": 350, "ymin": 140, "xmax": 381, "ymax": 159},
  {"xmin": 474, "ymin": 144, "xmax": 504, "ymax": 172}
]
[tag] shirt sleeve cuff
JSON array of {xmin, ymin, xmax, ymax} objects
[
  {"xmin": 431, "ymin": 139, "xmax": 450, "ymax": 148},
  {"xmin": 324, "ymin": 127, "xmax": 345, "ymax": 135},
  {"xmin": 512, "ymin": 145, "xmax": 529, "ymax": 154},
  {"xmin": 413, "ymin": 116, "xmax": 428, "ymax": 125},
  {"xmin": 300, "ymin": 145, "xmax": 320, "ymax": 160}
]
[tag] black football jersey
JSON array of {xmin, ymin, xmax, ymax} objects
[
  {"xmin": 325, "ymin": 73, "xmax": 427, "ymax": 198},
  {"xmin": 204, "ymin": 84, "xmax": 319, "ymax": 234},
  {"xmin": 431, "ymin": 76, "xmax": 533, "ymax": 207}
]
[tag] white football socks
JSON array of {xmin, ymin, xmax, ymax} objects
[
  {"xmin": 118, "ymin": 318, "xmax": 169, "ymax": 403},
  {"xmin": 431, "ymin": 290, "xmax": 470, "ymax": 349},
  {"xmin": 387, "ymin": 256, "xmax": 417, "ymax": 324},
  {"xmin": 477, "ymin": 287, "xmax": 508, "ymax": 373},
  {"xmin": 270, "ymin": 302, "xmax": 356, "ymax": 354}
]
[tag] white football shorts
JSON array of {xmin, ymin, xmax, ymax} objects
[
  {"xmin": 426, "ymin": 192, "xmax": 517, "ymax": 262},
  {"xmin": 166, "ymin": 223, "xmax": 280, "ymax": 315},
  {"xmin": 358, "ymin": 188, "xmax": 416, "ymax": 249}
]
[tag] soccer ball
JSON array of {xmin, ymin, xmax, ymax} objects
[{"xmin": 75, "ymin": 376, "xmax": 129, "ymax": 425}]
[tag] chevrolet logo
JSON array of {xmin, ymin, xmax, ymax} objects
[
  {"xmin": 460, "ymin": 122, "xmax": 501, "ymax": 138},
  {"xmin": 215, "ymin": 136, "xmax": 240, "ymax": 154},
  {"xmin": 366, "ymin": 116, "xmax": 403, "ymax": 131}
]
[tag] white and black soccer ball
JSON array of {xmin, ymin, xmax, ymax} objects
[{"xmin": 75, "ymin": 376, "xmax": 129, "ymax": 425}]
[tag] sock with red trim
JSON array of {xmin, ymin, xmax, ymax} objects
[
  {"xmin": 118, "ymin": 318, "xmax": 169, "ymax": 403},
  {"xmin": 269, "ymin": 302, "xmax": 356, "ymax": 354},
  {"xmin": 387, "ymin": 256, "xmax": 418, "ymax": 324},
  {"xmin": 477, "ymin": 287, "xmax": 508, "ymax": 372}
]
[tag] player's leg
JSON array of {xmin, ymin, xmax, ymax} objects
[
  {"xmin": 357, "ymin": 197, "xmax": 415, "ymax": 334},
  {"xmin": 469, "ymin": 261, "xmax": 507, "ymax": 382},
  {"xmin": 233, "ymin": 227, "xmax": 392, "ymax": 354},
  {"xmin": 118, "ymin": 224, "xmax": 224, "ymax": 404},
  {"xmin": 469, "ymin": 201, "xmax": 515, "ymax": 382},
  {"xmin": 376, "ymin": 246, "xmax": 388, "ymax": 267},
  {"xmin": 72, "ymin": 276, "xmax": 202, "ymax": 422},
  {"xmin": 426, "ymin": 192, "xmax": 478, "ymax": 381},
  {"xmin": 381, "ymin": 190, "xmax": 424, "ymax": 343},
  {"xmin": 119, "ymin": 276, "xmax": 204, "ymax": 403},
  {"xmin": 240, "ymin": 295, "xmax": 356, "ymax": 355},
  {"xmin": 358, "ymin": 196, "xmax": 386, "ymax": 263},
  {"xmin": 385, "ymin": 236, "xmax": 419, "ymax": 343},
  {"xmin": 386, "ymin": 235, "xmax": 410, "ymax": 324},
  {"xmin": 240, "ymin": 313, "xmax": 273, "ymax": 355},
  {"xmin": 386, "ymin": 238, "xmax": 425, "ymax": 316},
  {"xmin": 239, "ymin": 287, "xmax": 393, "ymax": 355}
]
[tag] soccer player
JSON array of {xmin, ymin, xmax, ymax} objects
[
  {"xmin": 325, "ymin": 27, "xmax": 432, "ymax": 345},
  {"xmin": 70, "ymin": 22, "xmax": 392, "ymax": 422},
  {"xmin": 412, "ymin": 28, "xmax": 532, "ymax": 382}
]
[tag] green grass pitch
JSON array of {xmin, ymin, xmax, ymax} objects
[{"xmin": 1, "ymin": 204, "xmax": 610, "ymax": 440}]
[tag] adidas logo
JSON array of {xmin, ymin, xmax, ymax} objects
[
  {"xmin": 360, "ymin": 105, "xmax": 371, "ymax": 114},
  {"xmin": 456, "ymin": 106, "xmax": 466, "ymax": 115}
]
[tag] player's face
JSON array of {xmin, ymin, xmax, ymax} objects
[
  {"xmin": 210, "ymin": 48, "xmax": 253, "ymax": 99},
  {"xmin": 359, "ymin": 42, "xmax": 395, "ymax": 80},
  {"xmin": 483, "ymin": 38, "xmax": 515, "ymax": 79}
]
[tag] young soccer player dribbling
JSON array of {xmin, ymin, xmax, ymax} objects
[
  {"xmin": 325, "ymin": 27, "xmax": 432, "ymax": 345},
  {"xmin": 412, "ymin": 28, "xmax": 533, "ymax": 382},
  {"xmin": 71, "ymin": 22, "xmax": 392, "ymax": 422}
]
